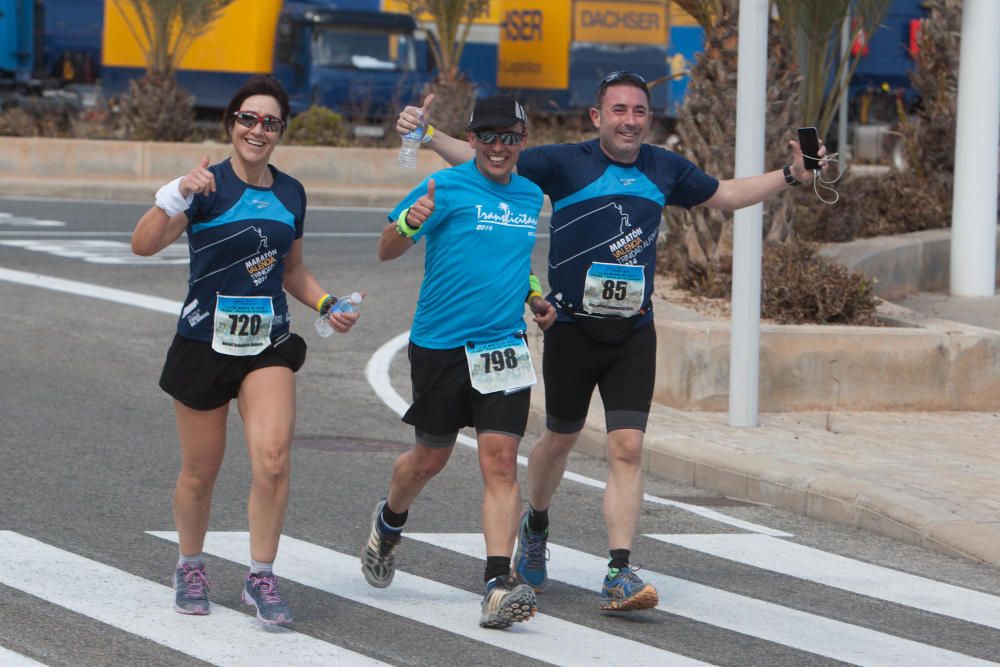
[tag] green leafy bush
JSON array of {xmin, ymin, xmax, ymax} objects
[{"xmin": 284, "ymin": 106, "xmax": 348, "ymax": 146}]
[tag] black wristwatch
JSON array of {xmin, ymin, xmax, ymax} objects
[{"xmin": 783, "ymin": 164, "xmax": 799, "ymax": 186}]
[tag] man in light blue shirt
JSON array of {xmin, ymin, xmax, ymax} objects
[{"xmin": 361, "ymin": 95, "xmax": 556, "ymax": 630}]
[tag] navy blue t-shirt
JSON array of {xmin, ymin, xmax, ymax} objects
[
  {"xmin": 517, "ymin": 139, "xmax": 718, "ymax": 326},
  {"xmin": 176, "ymin": 158, "xmax": 306, "ymax": 344}
]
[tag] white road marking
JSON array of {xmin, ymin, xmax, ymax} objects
[
  {"xmin": 149, "ymin": 530, "xmax": 713, "ymax": 667},
  {"xmin": 648, "ymin": 533, "xmax": 1000, "ymax": 631},
  {"xmin": 0, "ymin": 646, "xmax": 47, "ymax": 665},
  {"xmin": 409, "ymin": 532, "xmax": 998, "ymax": 667},
  {"xmin": 0, "ymin": 268, "xmax": 180, "ymax": 314},
  {"xmin": 0, "ymin": 531, "xmax": 389, "ymax": 666}
]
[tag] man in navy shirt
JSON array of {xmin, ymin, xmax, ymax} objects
[{"xmin": 396, "ymin": 72, "xmax": 819, "ymax": 613}]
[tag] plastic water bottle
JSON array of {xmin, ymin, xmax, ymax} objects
[
  {"xmin": 397, "ymin": 112, "xmax": 424, "ymax": 168},
  {"xmin": 314, "ymin": 292, "xmax": 363, "ymax": 338}
]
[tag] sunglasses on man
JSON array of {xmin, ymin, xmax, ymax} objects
[
  {"xmin": 474, "ymin": 130, "xmax": 525, "ymax": 146},
  {"xmin": 597, "ymin": 70, "xmax": 649, "ymax": 96},
  {"xmin": 233, "ymin": 110, "xmax": 285, "ymax": 133}
]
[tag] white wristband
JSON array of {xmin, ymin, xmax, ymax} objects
[{"xmin": 155, "ymin": 177, "xmax": 194, "ymax": 218}]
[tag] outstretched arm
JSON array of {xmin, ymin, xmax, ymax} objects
[
  {"xmin": 701, "ymin": 139, "xmax": 825, "ymax": 211},
  {"xmin": 397, "ymin": 94, "xmax": 475, "ymax": 167}
]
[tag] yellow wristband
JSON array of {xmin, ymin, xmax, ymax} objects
[
  {"xmin": 421, "ymin": 125, "xmax": 435, "ymax": 144},
  {"xmin": 527, "ymin": 291, "xmax": 543, "ymax": 302},
  {"xmin": 395, "ymin": 208, "xmax": 420, "ymax": 238},
  {"xmin": 526, "ymin": 274, "xmax": 543, "ymax": 302},
  {"xmin": 316, "ymin": 293, "xmax": 332, "ymax": 313}
]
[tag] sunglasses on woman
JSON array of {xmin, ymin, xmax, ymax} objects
[
  {"xmin": 474, "ymin": 130, "xmax": 525, "ymax": 146},
  {"xmin": 233, "ymin": 110, "xmax": 285, "ymax": 133}
]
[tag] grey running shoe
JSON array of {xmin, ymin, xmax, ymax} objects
[
  {"xmin": 512, "ymin": 511, "xmax": 548, "ymax": 591},
  {"xmin": 242, "ymin": 572, "xmax": 293, "ymax": 625},
  {"xmin": 173, "ymin": 563, "xmax": 210, "ymax": 615},
  {"xmin": 361, "ymin": 498, "xmax": 401, "ymax": 588},
  {"xmin": 479, "ymin": 575, "xmax": 537, "ymax": 629}
]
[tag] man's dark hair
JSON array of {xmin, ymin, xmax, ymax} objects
[
  {"xmin": 224, "ymin": 75, "xmax": 291, "ymax": 136},
  {"xmin": 595, "ymin": 71, "xmax": 650, "ymax": 108}
]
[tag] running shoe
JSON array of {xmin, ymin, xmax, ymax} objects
[
  {"xmin": 512, "ymin": 511, "xmax": 548, "ymax": 591},
  {"xmin": 479, "ymin": 575, "xmax": 537, "ymax": 629},
  {"xmin": 242, "ymin": 572, "xmax": 293, "ymax": 625},
  {"xmin": 173, "ymin": 562, "xmax": 210, "ymax": 615},
  {"xmin": 361, "ymin": 498, "xmax": 401, "ymax": 588},
  {"xmin": 599, "ymin": 566, "xmax": 659, "ymax": 611}
]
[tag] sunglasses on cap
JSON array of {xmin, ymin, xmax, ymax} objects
[
  {"xmin": 474, "ymin": 130, "xmax": 525, "ymax": 146},
  {"xmin": 233, "ymin": 110, "xmax": 285, "ymax": 133},
  {"xmin": 597, "ymin": 70, "xmax": 649, "ymax": 94}
]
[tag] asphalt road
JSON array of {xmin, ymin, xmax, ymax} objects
[{"xmin": 1, "ymin": 197, "xmax": 999, "ymax": 666}]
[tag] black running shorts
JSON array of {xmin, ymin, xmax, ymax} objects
[
  {"xmin": 542, "ymin": 321, "xmax": 655, "ymax": 434},
  {"xmin": 402, "ymin": 342, "xmax": 531, "ymax": 448},
  {"xmin": 159, "ymin": 333, "xmax": 307, "ymax": 411}
]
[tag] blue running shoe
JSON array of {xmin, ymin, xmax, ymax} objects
[
  {"xmin": 599, "ymin": 566, "xmax": 659, "ymax": 612},
  {"xmin": 512, "ymin": 511, "xmax": 548, "ymax": 591},
  {"xmin": 479, "ymin": 575, "xmax": 537, "ymax": 629},
  {"xmin": 173, "ymin": 562, "xmax": 210, "ymax": 615},
  {"xmin": 242, "ymin": 572, "xmax": 293, "ymax": 625}
]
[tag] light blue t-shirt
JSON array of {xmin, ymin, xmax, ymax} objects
[{"xmin": 389, "ymin": 159, "xmax": 544, "ymax": 349}]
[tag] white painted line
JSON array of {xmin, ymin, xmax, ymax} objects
[
  {"xmin": 647, "ymin": 533, "xmax": 1000, "ymax": 631},
  {"xmin": 0, "ymin": 646, "xmax": 47, "ymax": 666},
  {"xmin": 0, "ymin": 268, "xmax": 180, "ymax": 314},
  {"xmin": 365, "ymin": 331, "xmax": 791, "ymax": 537},
  {"xmin": 409, "ymin": 533, "xmax": 996, "ymax": 667},
  {"xmin": 0, "ymin": 531, "xmax": 388, "ymax": 666},
  {"xmin": 149, "ymin": 531, "xmax": 711, "ymax": 667}
]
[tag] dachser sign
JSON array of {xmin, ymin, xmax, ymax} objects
[
  {"xmin": 498, "ymin": 1, "xmax": 571, "ymax": 89},
  {"xmin": 573, "ymin": 1, "xmax": 668, "ymax": 45}
]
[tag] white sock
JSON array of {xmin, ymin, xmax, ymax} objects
[{"xmin": 250, "ymin": 559, "xmax": 273, "ymax": 575}]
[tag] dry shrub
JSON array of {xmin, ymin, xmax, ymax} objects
[
  {"xmin": 791, "ymin": 170, "xmax": 948, "ymax": 243},
  {"xmin": 761, "ymin": 240, "xmax": 878, "ymax": 325},
  {"xmin": 0, "ymin": 108, "xmax": 38, "ymax": 136},
  {"xmin": 119, "ymin": 72, "xmax": 195, "ymax": 142},
  {"xmin": 284, "ymin": 105, "xmax": 349, "ymax": 146}
]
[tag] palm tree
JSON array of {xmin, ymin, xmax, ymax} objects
[
  {"xmin": 404, "ymin": 0, "xmax": 489, "ymax": 135},
  {"xmin": 664, "ymin": 0, "xmax": 889, "ymax": 294},
  {"xmin": 113, "ymin": 0, "xmax": 234, "ymax": 141}
]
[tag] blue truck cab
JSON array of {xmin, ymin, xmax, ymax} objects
[{"xmin": 273, "ymin": 3, "xmax": 432, "ymax": 122}]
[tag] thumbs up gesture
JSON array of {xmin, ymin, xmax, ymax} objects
[
  {"xmin": 180, "ymin": 154, "xmax": 216, "ymax": 197},
  {"xmin": 405, "ymin": 178, "xmax": 436, "ymax": 229},
  {"xmin": 396, "ymin": 93, "xmax": 435, "ymax": 137}
]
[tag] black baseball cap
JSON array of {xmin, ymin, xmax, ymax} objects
[{"xmin": 468, "ymin": 95, "xmax": 528, "ymax": 131}]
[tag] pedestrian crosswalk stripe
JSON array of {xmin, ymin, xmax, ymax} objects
[
  {"xmin": 409, "ymin": 532, "xmax": 997, "ymax": 667},
  {"xmin": 647, "ymin": 533, "xmax": 1000, "ymax": 631},
  {"xmin": 0, "ymin": 646, "xmax": 46, "ymax": 666},
  {"xmin": 148, "ymin": 531, "xmax": 712, "ymax": 667},
  {"xmin": 0, "ymin": 531, "xmax": 388, "ymax": 666}
]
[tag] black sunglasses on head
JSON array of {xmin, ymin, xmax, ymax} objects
[
  {"xmin": 597, "ymin": 70, "xmax": 649, "ymax": 95},
  {"xmin": 474, "ymin": 130, "xmax": 525, "ymax": 146},
  {"xmin": 233, "ymin": 110, "xmax": 285, "ymax": 133}
]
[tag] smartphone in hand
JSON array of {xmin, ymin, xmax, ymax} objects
[{"xmin": 797, "ymin": 127, "xmax": 822, "ymax": 171}]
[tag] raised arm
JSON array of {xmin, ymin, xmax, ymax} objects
[
  {"xmin": 397, "ymin": 94, "xmax": 475, "ymax": 167},
  {"xmin": 701, "ymin": 139, "xmax": 824, "ymax": 211}
]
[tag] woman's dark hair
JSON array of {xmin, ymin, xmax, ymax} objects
[{"xmin": 223, "ymin": 75, "xmax": 291, "ymax": 136}]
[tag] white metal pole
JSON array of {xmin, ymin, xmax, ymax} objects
[
  {"xmin": 838, "ymin": 13, "xmax": 851, "ymax": 159},
  {"xmin": 728, "ymin": 0, "xmax": 769, "ymax": 427},
  {"xmin": 950, "ymin": 0, "xmax": 1000, "ymax": 296}
]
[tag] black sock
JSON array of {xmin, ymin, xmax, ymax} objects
[
  {"xmin": 484, "ymin": 556, "xmax": 511, "ymax": 583},
  {"xmin": 380, "ymin": 503, "xmax": 408, "ymax": 531},
  {"xmin": 608, "ymin": 549, "xmax": 630, "ymax": 571},
  {"xmin": 527, "ymin": 505, "xmax": 549, "ymax": 533}
]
